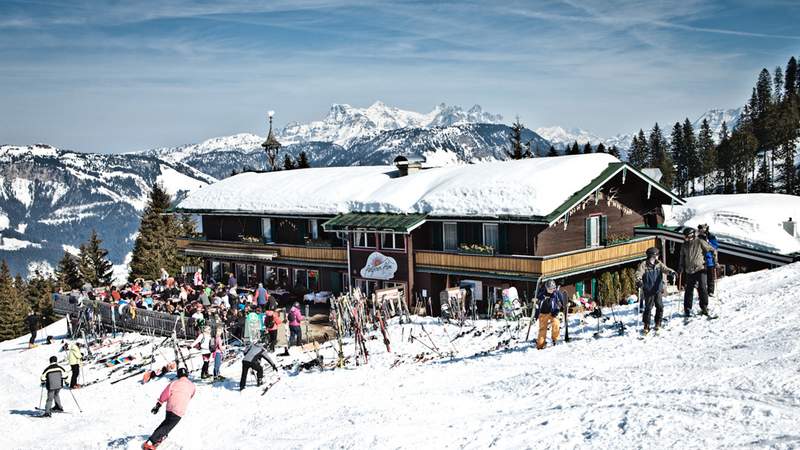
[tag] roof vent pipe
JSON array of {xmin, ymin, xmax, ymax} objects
[{"xmin": 393, "ymin": 154, "xmax": 425, "ymax": 177}]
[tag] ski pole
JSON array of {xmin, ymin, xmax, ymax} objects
[
  {"xmin": 39, "ymin": 385, "xmax": 44, "ymax": 410},
  {"xmin": 68, "ymin": 388, "xmax": 83, "ymax": 413}
]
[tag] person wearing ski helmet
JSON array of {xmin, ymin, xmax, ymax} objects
[
  {"xmin": 534, "ymin": 280, "xmax": 565, "ymax": 350},
  {"xmin": 635, "ymin": 247, "xmax": 676, "ymax": 333},
  {"xmin": 678, "ymin": 227, "xmax": 717, "ymax": 317},
  {"xmin": 143, "ymin": 367, "xmax": 195, "ymax": 450}
]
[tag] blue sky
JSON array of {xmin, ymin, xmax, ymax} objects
[{"xmin": 0, "ymin": 0, "xmax": 798, "ymax": 153}]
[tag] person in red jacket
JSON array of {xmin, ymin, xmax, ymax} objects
[{"xmin": 143, "ymin": 367, "xmax": 196, "ymax": 450}]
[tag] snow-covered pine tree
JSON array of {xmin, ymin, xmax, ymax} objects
[
  {"xmin": 55, "ymin": 250, "xmax": 82, "ymax": 290},
  {"xmin": 698, "ymin": 119, "xmax": 717, "ymax": 193},
  {"xmin": 78, "ymin": 230, "xmax": 114, "ymax": 287},
  {"xmin": 0, "ymin": 260, "xmax": 26, "ymax": 340}
]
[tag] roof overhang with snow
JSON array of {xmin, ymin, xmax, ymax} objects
[{"xmin": 323, "ymin": 213, "xmax": 427, "ymax": 233}]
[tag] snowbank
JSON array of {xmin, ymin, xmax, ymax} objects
[
  {"xmin": 664, "ymin": 193, "xmax": 800, "ymax": 254},
  {"xmin": 2, "ymin": 262, "xmax": 800, "ymax": 449},
  {"xmin": 178, "ymin": 153, "xmax": 620, "ymax": 218}
]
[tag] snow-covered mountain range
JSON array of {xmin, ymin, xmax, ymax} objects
[
  {"xmin": 535, "ymin": 126, "xmax": 633, "ymax": 155},
  {"xmin": 0, "ymin": 144, "xmax": 213, "ymax": 277},
  {"xmin": 692, "ymin": 107, "xmax": 742, "ymax": 141}
]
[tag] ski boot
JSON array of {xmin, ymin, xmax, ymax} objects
[
  {"xmin": 52, "ymin": 405, "xmax": 64, "ymax": 413},
  {"xmin": 142, "ymin": 441, "xmax": 157, "ymax": 450},
  {"xmin": 40, "ymin": 411, "xmax": 51, "ymax": 418}
]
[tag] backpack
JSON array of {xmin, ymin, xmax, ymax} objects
[
  {"xmin": 642, "ymin": 265, "xmax": 663, "ymax": 295},
  {"xmin": 264, "ymin": 314, "xmax": 275, "ymax": 330}
]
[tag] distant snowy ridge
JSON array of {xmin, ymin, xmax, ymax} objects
[
  {"xmin": 535, "ymin": 126, "xmax": 633, "ymax": 152},
  {"xmin": 691, "ymin": 107, "xmax": 742, "ymax": 141}
]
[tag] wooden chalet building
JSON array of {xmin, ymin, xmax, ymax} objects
[{"xmin": 174, "ymin": 151, "xmax": 687, "ymax": 313}]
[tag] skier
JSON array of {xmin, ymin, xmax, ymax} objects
[
  {"xmin": 190, "ymin": 326, "xmax": 213, "ymax": 379},
  {"xmin": 143, "ymin": 367, "xmax": 196, "ymax": 450},
  {"xmin": 287, "ymin": 302, "xmax": 304, "ymax": 347},
  {"xmin": 534, "ymin": 280, "xmax": 565, "ymax": 350},
  {"xmin": 635, "ymin": 247, "xmax": 676, "ymax": 334},
  {"xmin": 678, "ymin": 227, "xmax": 717, "ymax": 317},
  {"xmin": 239, "ymin": 342, "xmax": 278, "ymax": 391},
  {"xmin": 40, "ymin": 356, "xmax": 68, "ymax": 417},
  {"xmin": 67, "ymin": 341, "xmax": 83, "ymax": 389},
  {"xmin": 26, "ymin": 310, "xmax": 38, "ymax": 349},
  {"xmin": 212, "ymin": 328, "xmax": 225, "ymax": 381},
  {"xmin": 698, "ymin": 224, "xmax": 719, "ymax": 297},
  {"xmin": 264, "ymin": 309, "xmax": 281, "ymax": 352}
]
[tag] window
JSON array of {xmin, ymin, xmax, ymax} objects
[
  {"xmin": 263, "ymin": 265, "xmax": 274, "ymax": 287},
  {"xmin": 355, "ymin": 279, "xmax": 378, "ymax": 297},
  {"xmin": 276, "ymin": 267, "xmax": 289, "ymax": 288},
  {"xmin": 211, "ymin": 261, "xmax": 222, "ymax": 283},
  {"xmin": 261, "ymin": 218, "xmax": 272, "ymax": 243},
  {"xmin": 308, "ymin": 270, "xmax": 319, "ymax": 292},
  {"xmin": 483, "ymin": 223, "xmax": 499, "ymax": 250},
  {"xmin": 294, "ymin": 269, "xmax": 307, "ymax": 290},
  {"xmin": 354, "ymin": 229, "xmax": 376, "ymax": 248},
  {"xmin": 586, "ymin": 216, "xmax": 600, "ymax": 247},
  {"xmin": 381, "ymin": 232, "xmax": 405, "ymax": 250},
  {"xmin": 443, "ymin": 222, "xmax": 458, "ymax": 251},
  {"xmin": 308, "ymin": 219, "xmax": 319, "ymax": 240}
]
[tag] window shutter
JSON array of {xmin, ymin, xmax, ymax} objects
[
  {"xmin": 600, "ymin": 216, "xmax": 608, "ymax": 245},
  {"xmin": 584, "ymin": 218, "xmax": 591, "ymax": 247},
  {"xmin": 432, "ymin": 223, "xmax": 443, "ymax": 251}
]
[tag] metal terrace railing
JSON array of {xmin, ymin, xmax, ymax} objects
[{"xmin": 52, "ymin": 295, "xmax": 200, "ymax": 340}]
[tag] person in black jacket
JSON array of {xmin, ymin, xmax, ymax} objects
[
  {"xmin": 535, "ymin": 280, "xmax": 565, "ymax": 350},
  {"xmin": 25, "ymin": 310, "xmax": 38, "ymax": 349},
  {"xmin": 40, "ymin": 356, "xmax": 68, "ymax": 417},
  {"xmin": 239, "ymin": 343, "xmax": 278, "ymax": 391}
]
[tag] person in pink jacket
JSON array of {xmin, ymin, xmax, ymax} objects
[
  {"xmin": 143, "ymin": 368, "xmax": 196, "ymax": 450},
  {"xmin": 287, "ymin": 302, "xmax": 304, "ymax": 347}
]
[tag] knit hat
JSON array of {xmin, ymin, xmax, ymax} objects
[{"xmin": 49, "ymin": 356, "xmax": 57, "ymax": 363}]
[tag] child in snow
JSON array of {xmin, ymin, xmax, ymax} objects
[
  {"xmin": 535, "ymin": 280, "xmax": 565, "ymax": 350},
  {"xmin": 40, "ymin": 355, "xmax": 68, "ymax": 417},
  {"xmin": 143, "ymin": 367, "xmax": 195, "ymax": 450},
  {"xmin": 635, "ymin": 247, "xmax": 676, "ymax": 333}
]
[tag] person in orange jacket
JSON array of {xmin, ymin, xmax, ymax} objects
[
  {"xmin": 143, "ymin": 368, "xmax": 195, "ymax": 450},
  {"xmin": 264, "ymin": 310, "xmax": 281, "ymax": 352}
]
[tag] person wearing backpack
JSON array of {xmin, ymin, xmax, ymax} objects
[
  {"xmin": 287, "ymin": 302, "xmax": 304, "ymax": 347},
  {"xmin": 679, "ymin": 227, "xmax": 717, "ymax": 317},
  {"xmin": 190, "ymin": 326, "xmax": 213, "ymax": 379},
  {"xmin": 264, "ymin": 310, "xmax": 281, "ymax": 352},
  {"xmin": 534, "ymin": 280, "xmax": 565, "ymax": 350},
  {"xmin": 635, "ymin": 247, "xmax": 677, "ymax": 334},
  {"xmin": 698, "ymin": 224, "xmax": 719, "ymax": 297}
]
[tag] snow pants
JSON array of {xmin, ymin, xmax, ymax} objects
[
  {"xmin": 289, "ymin": 325, "xmax": 302, "ymax": 347},
  {"xmin": 29, "ymin": 328, "xmax": 36, "ymax": 345},
  {"xmin": 150, "ymin": 411, "xmax": 181, "ymax": 445},
  {"xmin": 45, "ymin": 389, "xmax": 63, "ymax": 413},
  {"xmin": 683, "ymin": 271, "xmax": 709, "ymax": 314},
  {"xmin": 268, "ymin": 330, "xmax": 278, "ymax": 352},
  {"xmin": 239, "ymin": 360, "xmax": 263, "ymax": 390},
  {"xmin": 706, "ymin": 266, "xmax": 716, "ymax": 295},
  {"xmin": 536, "ymin": 313, "xmax": 560, "ymax": 350},
  {"xmin": 642, "ymin": 292, "xmax": 663, "ymax": 330},
  {"xmin": 70, "ymin": 364, "xmax": 80, "ymax": 388}
]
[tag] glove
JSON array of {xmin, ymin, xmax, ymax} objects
[{"xmin": 151, "ymin": 403, "xmax": 161, "ymax": 414}]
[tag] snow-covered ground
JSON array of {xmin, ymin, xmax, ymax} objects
[{"xmin": 2, "ymin": 263, "xmax": 800, "ymax": 449}]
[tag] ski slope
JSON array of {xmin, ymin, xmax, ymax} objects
[{"xmin": 1, "ymin": 263, "xmax": 800, "ymax": 449}]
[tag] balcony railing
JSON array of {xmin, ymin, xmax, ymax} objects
[
  {"xmin": 415, "ymin": 237, "xmax": 656, "ymax": 279},
  {"xmin": 177, "ymin": 238, "xmax": 347, "ymax": 264}
]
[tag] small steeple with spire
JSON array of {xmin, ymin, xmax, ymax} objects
[{"xmin": 261, "ymin": 110, "xmax": 282, "ymax": 171}]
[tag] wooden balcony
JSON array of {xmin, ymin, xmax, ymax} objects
[
  {"xmin": 415, "ymin": 237, "xmax": 656, "ymax": 279},
  {"xmin": 177, "ymin": 238, "xmax": 347, "ymax": 264}
]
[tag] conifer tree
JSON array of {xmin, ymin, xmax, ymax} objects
[
  {"xmin": 78, "ymin": 230, "xmax": 114, "ymax": 287},
  {"xmin": 697, "ymin": 118, "xmax": 717, "ymax": 193},
  {"xmin": 784, "ymin": 56, "xmax": 798, "ymax": 98},
  {"xmin": 773, "ymin": 66, "xmax": 784, "ymax": 103},
  {"xmin": 596, "ymin": 143, "xmax": 607, "ymax": 154},
  {"xmin": 670, "ymin": 122, "xmax": 688, "ymax": 196},
  {"xmin": 716, "ymin": 122, "xmax": 734, "ymax": 193},
  {"xmin": 546, "ymin": 145, "xmax": 559, "ymax": 157},
  {"xmin": 26, "ymin": 271, "xmax": 56, "ymax": 326},
  {"xmin": 611, "ymin": 271, "xmax": 621, "ymax": 305},
  {"xmin": 627, "ymin": 130, "xmax": 649, "ymax": 169},
  {"xmin": 297, "ymin": 151, "xmax": 311, "ymax": 169},
  {"xmin": 582, "ymin": 142, "xmax": 593, "ymax": 154},
  {"xmin": 648, "ymin": 123, "xmax": 674, "ymax": 189},
  {"xmin": 506, "ymin": 119, "xmax": 532, "ymax": 159},
  {"xmin": 55, "ymin": 251, "xmax": 82, "ymax": 290},
  {"xmin": 598, "ymin": 272, "xmax": 613, "ymax": 307},
  {"xmin": 567, "ymin": 141, "xmax": 581, "ymax": 156},
  {"xmin": 729, "ymin": 124, "xmax": 759, "ymax": 193},
  {"xmin": 283, "ymin": 154, "xmax": 296, "ymax": 170},
  {"xmin": 682, "ymin": 119, "xmax": 699, "ymax": 195},
  {"xmin": 608, "ymin": 145, "xmax": 621, "ymax": 158},
  {"xmin": 0, "ymin": 260, "xmax": 25, "ymax": 340}
]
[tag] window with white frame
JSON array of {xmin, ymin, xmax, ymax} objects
[
  {"xmin": 308, "ymin": 219, "xmax": 319, "ymax": 240},
  {"xmin": 261, "ymin": 218, "xmax": 272, "ymax": 242},
  {"xmin": 483, "ymin": 223, "xmax": 499, "ymax": 250},
  {"xmin": 381, "ymin": 231, "xmax": 405, "ymax": 250},
  {"xmin": 354, "ymin": 229, "xmax": 376, "ymax": 248},
  {"xmin": 443, "ymin": 222, "xmax": 458, "ymax": 251},
  {"xmin": 586, "ymin": 216, "xmax": 600, "ymax": 247}
]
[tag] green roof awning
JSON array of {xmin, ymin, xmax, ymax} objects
[{"xmin": 323, "ymin": 213, "xmax": 427, "ymax": 233}]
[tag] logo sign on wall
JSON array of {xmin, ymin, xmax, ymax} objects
[{"xmin": 360, "ymin": 252, "xmax": 398, "ymax": 280}]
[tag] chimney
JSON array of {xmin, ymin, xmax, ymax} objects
[
  {"xmin": 393, "ymin": 155, "xmax": 425, "ymax": 177},
  {"xmin": 783, "ymin": 217, "xmax": 796, "ymax": 237}
]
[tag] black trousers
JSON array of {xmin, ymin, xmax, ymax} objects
[
  {"xmin": 642, "ymin": 292, "xmax": 663, "ymax": 329},
  {"xmin": 70, "ymin": 364, "xmax": 80, "ymax": 388},
  {"xmin": 683, "ymin": 271, "xmax": 709, "ymax": 313},
  {"xmin": 150, "ymin": 411, "xmax": 181, "ymax": 445},
  {"xmin": 29, "ymin": 328, "xmax": 36, "ymax": 345},
  {"xmin": 239, "ymin": 360, "xmax": 263, "ymax": 390},
  {"xmin": 268, "ymin": 330, "xmax": 278, "ymax": 351}
]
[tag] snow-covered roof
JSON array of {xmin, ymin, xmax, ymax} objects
[
  {"xmin": 663, "ymin": 194, "xmax": 800, "ymax": 255},
  {"xmin": 177, "ymin": 153, "xmax": 622, "ymax": 219}
]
